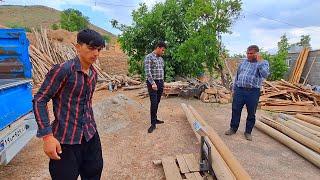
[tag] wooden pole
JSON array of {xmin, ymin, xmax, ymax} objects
[
  {"xmin": 260, "ymin": 116, "xmax": 320, "ymax": 153},
  {"xmin": 255, "ymin": 120, "xmax": 320, "ymax": 168},
  {"xmin": 295, "ymin": 113, "xmax": 320, "ymax": 127},
  {"xmin": 188, "ymin": 105, "xmax": 251, "ymax": 180},
  {"xmin": 181, "ymin": 104, "xmax": 236, "ymax": 180},
  {"xmin": 277, "ymin": 118, "xmax": 320, "ymax": 142},
  {"xmin": 279, "ymin": 113, "xmax": 320, "ymax": 132}
]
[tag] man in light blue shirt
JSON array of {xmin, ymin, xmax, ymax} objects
[{"xmin": 225, "ymin": 45, "xmax": 270, "ymax": 141}]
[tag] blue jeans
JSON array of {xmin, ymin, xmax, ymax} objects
[{"xmin": 230, "ymin": 86, "xmax": 260, "ymax": 134}]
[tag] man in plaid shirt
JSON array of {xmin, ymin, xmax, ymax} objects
[
  {"xmin": 144, "ymin": 42, "xmax": 166, "ymax": 133},
  {"xmin": 225, "ymin": 45, "xmax": 270, "ymax": 141}
]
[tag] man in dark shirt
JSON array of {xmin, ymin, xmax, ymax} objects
[
  {"xmin": 144, "ymin": 42, "xmax": 166, "ymax": 133},
  {"xmin": 33, "ymin": 29, "xmax": 105, "ymax": 179}
]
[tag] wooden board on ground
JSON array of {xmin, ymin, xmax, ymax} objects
[
  {"xmin": 155, "ymin": 154, "xmax": 205, "ymax": 180},
  {"xmin": 161, "ymin": 157, "xmax": 183, "ymax": 180},
  {"xmin": 183, "ymin": 154, "xmax": 200, "ymax": 172},
  {"xmin": 176, "ymin": 154, "xmax": 190, "ymax": 174},
  {"xmin": 185, "ymin": 172, "xmax": 203, "ymax": 180}
]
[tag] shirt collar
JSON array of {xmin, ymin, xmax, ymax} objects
[
  {"xmin": 74, "ymin": 56, "xmax": 96, "ymax": 76},
  {"xmin": 74, "ymin": 56, "xmax": 82, "ymax": 72}
]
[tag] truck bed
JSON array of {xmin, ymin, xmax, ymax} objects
[{"xmin": 0, "ymin": 79, "xmax": 31, "ymax": 90}]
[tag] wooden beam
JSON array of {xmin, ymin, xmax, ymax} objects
[
  {"xmin": 277, "ymin": 118, "xmax": 320, "ymax": 143},
  {"xmin": 261, "ymin": 105, "xmax": 320, "ymax": 113},
  {"xmin": 187, "ymin": 105, "xmax": 251, "ymax": 180},
  {"xmin": 259, "ymin": 90, "xmax": 288, "ymax": 99},
  {"xmin": 295, "ymin": 114, "xmax": 320, "ymax": 127},
  {"xmin": 161, "ymin": 156, "xmax": 183, "ymax": 180},
  {"xmin": 183, "ymin": 154, "xmax": 200, "ymax": 172},
  {"xmin": 176, "ymin": 154, "xmax": 190, "ymax": 174},
  {"xmin": 255, "ymin": 119, "xmax": 320, "ymax": 168},
  {"xmin": 260, "ymin": 116, "xmax": 320, "ymax": 153},
  {"xmin": 181, "ymin": 104, "xmax": 236, "ymax": 180},
  {"xmin": 279, "ymin": 113, "xmax": 320, "ymax": 132}
]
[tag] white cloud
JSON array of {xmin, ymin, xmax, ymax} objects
[
  {"xmin": 140, "ymin": 0, "xmax": 165, "ymax": 8},
  {"xmin": 250, "ymin": 26, "xmax": 320, "ymax": 50}
]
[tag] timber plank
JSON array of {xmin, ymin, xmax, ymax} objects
[
  {"xmin": 183, "ymin": 154, "xmax": 200, "ymax": 172},
  {"xmin": 176, "ymin": 154, "xmax": 190, "ymax": 174},
  {"xmin": 161, "ymin": 157, "xmax": 183, "ymax": 180}
]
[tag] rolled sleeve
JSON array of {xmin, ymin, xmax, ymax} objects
[{"xmin": 258, "ymin": 60, "xmax": 270, "ymax": 79}]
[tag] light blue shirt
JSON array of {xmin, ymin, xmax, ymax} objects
[{"xmin": 234, "ymin": 59, "xmax": 270, "ymax": 89}]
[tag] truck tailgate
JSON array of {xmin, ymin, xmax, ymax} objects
[{"xmin": 0, "ymin": 79, "xmax": 33, "ymax": 130}]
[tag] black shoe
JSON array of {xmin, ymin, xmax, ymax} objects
[
  {"xmin": 244, "ymin": 133, "xmax": 252, "ymax": 141},
  {"xmin": 156, "ymin": 119, "xmax": 164, "ymax": 124},
  {"xmin": 225, "ymin": 128, "xmax": 236, "ymax": 135},
  {"xmin": 148, "ymin": 124, "xmax": 156, "ymax": 133}
]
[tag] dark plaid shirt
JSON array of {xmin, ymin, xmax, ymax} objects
[
  {"xmin": 144, "ymin": 52, "xmax": 164, "ymax": 84},
  {"xmin": 33, "ymin": 57, "xmax": 97, "ymax": 144}
]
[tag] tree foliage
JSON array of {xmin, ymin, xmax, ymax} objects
[
  {"xmin": 262, "ymin": 34, "xmax": 289, "ymax": 80},
  {"xmin": 60, "ymin": 8, "xmax": 89, "ymax": 32},
  {"xmin": 298, "ymin": 35, "xmax": 311, "ymax": 48},
  {"xmin": 112, "ymin": 0, "xmax": 242, "ymax": 82}
]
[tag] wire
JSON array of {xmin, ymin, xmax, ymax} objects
[{"xmin": 243, "ymin": 10, "xmax": 320, "ymax": 33}]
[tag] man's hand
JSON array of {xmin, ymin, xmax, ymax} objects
[
  {"xmin": 152, "ymin": 83, "xmax": 158, "ymax": 90},
  {"xmin": 43, "ymin": 135, "xmax": 62, "ymax": 160},
  {"xmin": 256, "ymin": 52, "xmax": 263, "ymax": 61}
]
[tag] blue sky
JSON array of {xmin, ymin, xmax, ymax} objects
[{"xmin": 2, "ymin": 0, "xmax": 320, "ymax": 55}]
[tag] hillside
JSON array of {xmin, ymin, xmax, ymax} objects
[
  {"xmin": 0, "ymin": 5, "xmax": 116, "ymax": 39},
  {"xmin": 0, "ymin": 5, "xmax": 128, "ymax": 76}
]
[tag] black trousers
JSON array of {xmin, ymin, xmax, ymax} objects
[
  {"xmin": 147, "ymin": 80, "xmax": 164, "ymax": 125},
  {"xmin": 230, "ymin": 86, "xmax": 260, "ymax": 134},
  {"xmin": 49, "ymin": 132, "xmax": 103, "ymax": 180}
]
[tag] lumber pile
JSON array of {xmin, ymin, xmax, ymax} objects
[
  {"xmin": 260, "ymin": 80, "xmax": 320, "ymax": 114},
  {"xmin": 256, "ymin": 113, "xmax": 320, "ymax": 168},
  {"xmin": 181, "ymin": 104, "xmax": 251, "ymax": 180},
  {"xmin": 200, "ymin": 87, "xmax": 232, "ymax": 104},
  {"xmin": 134, "ymin": 79, "xmax": 232, "ymax": 104},
  {"xmin": 28, "ymin": 28, "xmax": 140, "ymax": 89},
  {"xmin": 289, "ymin": 48, "xmax": 310, "ymax": 84},
  {"xmin": 163, "ymin": 81, "xmax": 190, "ymax": 96}
]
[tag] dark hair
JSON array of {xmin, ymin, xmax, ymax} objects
[
  {"xmin": 155, "ymin": 41, "xmax": 167, "ymax": 49},
  {"xmin": 247, "ymin": 45, "xmax": 259, "ymax": 52},
  {"xmin": 77, "ymin": 29, "xmax": 105, "ymax": 48}
]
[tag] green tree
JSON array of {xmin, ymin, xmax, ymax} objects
[
  {"xmin": 298, "ymin": 35, "xmax": 311, "ymax": 48},
  {"xmin": 289, "ymin": 34, "xmax": 311, "ymax": 49},
  {"xmin": 112, "ymin": 0, "xmax": 242, "ymax": 83},
  {"xmin": 102, "ymin": 35, "xmax": 111, "ymax": 43},
  {"xmin": 51, "ymin": 23, "xmax": 59, "ymax": 30},
  {"xmin": 262, "ymin": 34, "xmax": 289, "ymax": 80},
  {"xmin": 60, "ymin": 8, "xmax": 89, "ymax": 32}
]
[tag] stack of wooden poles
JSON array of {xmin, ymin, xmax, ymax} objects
[
  {"xmin": 256, "ymin": 113, "xmax": 320, "ymax": 168},
  {"xmin": 28, "ymin": 28, "xmax": 141, "ymax": 89}
]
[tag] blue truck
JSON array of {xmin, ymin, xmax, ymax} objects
[{"xmin": 0, "ymin": 29, "xmax": 37, "ymax": 165}]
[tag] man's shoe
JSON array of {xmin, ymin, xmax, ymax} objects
[
  {"xmin": 244, "ymin": 133, "xmax": 252, "ymax": 141},
  {"xmin": 225, "ymin": 129, "xmax": 236, "ymax": 135},
  {"xmin": 148, "ymin": 124, "xmax": 156, "ymax": 133},
  {"xmin": 156, "ymin": 119, "xmax": 164, "ymax": 124}
]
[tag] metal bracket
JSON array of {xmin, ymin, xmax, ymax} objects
[{"xmin": 200, "ymin": 136, "xmax": 215, "ymax": 176}]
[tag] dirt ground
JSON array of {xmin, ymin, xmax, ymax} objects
[{"xmin": 0, "ymin": 89, "xmax": 319, "ymax": 180}]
